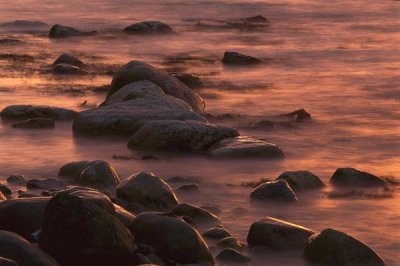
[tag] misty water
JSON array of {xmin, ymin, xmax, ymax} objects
[{"xmin": 0, "ymin": 0, "xmax": 399, "ymax": 265}]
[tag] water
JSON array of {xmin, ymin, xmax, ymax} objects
[{"xmin": 0, "ymin": 0, "xmax": 399, "ymax": 265}]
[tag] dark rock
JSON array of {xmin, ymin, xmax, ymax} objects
[
  {"xmin": 0, "ymin": 184, "xmax": 11, "ymax": 197},
  {"xmin": 172, "ymin": 203, "xmax": 221, "ymax": 227},
  {"xmin": 0, "ymin": 257, "xmax": 18, "ymax": 266},
  {"xmin": 216, "ymin": 248, "xmax": 250, "ymax": 263},
  {"xmin": 52, "ymin": 63, "xmax": 88, "ymax": 75},
  {"xmin": 172, "ymin": 73, "xmax": 203, "ymax": 89},
  {"xmin": 0, "ymin": 192, "xmax": 6, "ymax": 201},
  {"xmin": 281, "ymin": 109, "xmax": 311, "ymax": 121},
  {"xmin": 26, "ymin": 179, "xmax": 66, "ymax": 190},
  {"xmin": 123, "ymin": 21, "xmax": 173, "ymax": 34},
  {"xmin": 12, "ymin": 118, "xmax": 55, "ymax": 129},
  {"xmin": 18, "ymin": 192, "xmax": 40, "ymax": 198},
  {"xmin": 199, "ymin": 205, "xmax": 223, "ymax": 216},
  {"xmin": 7, "ymin": 175, "xmax": 27, "ymax": 185},
  {"xmin": 1, "ymin": 20, "xmax": 47, "ymax": 28},
  {"xmin": 303, "ymin": 228, "xmax": 385, "ymax": 266},
  {"xmin": 0, "ymin": 231, "xmax": 59, "ymax": 266},
  {"xmin": 39, "ymin": 194, "xmax": 137, "ymax": 266},
  {"xmin": 128, "ymin": 212, "xmax": 214, "ymax": 265},
  {"xmin": 53, "ymin": 53, "xmax": 84, "ymax": 67},
  {"xmin": 128, "ymin": 120, "xmax": 239, "ymax": 152},
  {"xmin": 76, "ymin": 160, "xmax": 120, "ymax": 191},
  {"xmin": 58, "ymin": 161, "xmax": 91, "ymax": 180},
  {"xmin": 247, "ymin": 217, "xmax": 314, "ymax": 250},
  {"xmin": 203, "ymin": 227, "xmax": 232, "ymax": 240},
  {"xmin": 216, "ymin": 237, "xmax": 245, "ymax": 251},
  {"xmin": 222, "ymin": 51, "xmax": 261, "ymax": 65},
  {"xmin": 0, "ymin": 39, "xmax": 22, "ymax": 44},
  {"xmin": 250, "ymin": 180, "xmax": 297, "ymax": 202},
  {"xmin": 246, "ymin": 15, "xmax": 269, "ymax": 23},
  {"xmin": 276, "ymin": 171, "xmax": 325, "ymax": 190},
  {"xmin": 330, "ymin": 168, "xmax": 389, "ymax": 187},
  {"xmin": 49, "ymin": 24, "xmax": 95, "ymax": 38},
  {"xmin": 1, "ymin": 105, "xmax": 77, "ymax": 121},
  {"xmin": 176, "ymin": 183, "xmax": 199, "ymax": 193}
]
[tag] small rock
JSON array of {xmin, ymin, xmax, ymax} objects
[
  {"xmin": 282, "ymin": 109, "xmax": 311, "ymax": 121},
  {"xmin": 216, "ymin": 237, "xmax": 245, "ymax": 251},
  {"xmin": 26, "ymin": 178, "xmax": 66, "ymax": 190},
  {"xmin": 0, "ymin": 105, "xmax": 77, "ymax": 121},
  {"xmin": 199, "ymin": 205, "xmax": 222, "ymax": 215},
  {"xmin": 250, "ymin": 180, "xmax": 297, "ymax": 202},
  {"xmin": 7, "ymin": 174, "xmax": 27, "ymax": 185},
  {"xmin": 12, "ymin": 118, "xmax": 55, "ymax": 129},
  {"xmin": 0, "ymin": 184, "xmax": 11, "ymax": 197},
  {"xmin": 58, "ymin": 161, "xmax": 91, "ymax": 180},
  {"xmin": 49, "ymin": 24, "xmax": 95, "ymax": 38},
  {"xmin": 52, "ymin": 63, "xmax": 88, "ymax": 75},
  {"xmin": 276, "ymin": 171, "xmax": 325, "ymax": 190},
  {"xmin": 222, "ymin": 51, "xmax": 261, "ymax": 65},
  {"xmin": 330, "ymin": 168, "xmax": 389, "ymax": 187},
  {"xmin": 123, "ymin": 21, "xmax": 173, "ymax": 34},
  {"xmin": 76, "ymin": 160, "xmax": 121, "ymax": 191},
  {"xmin": 203, "ymin": 227, "xmax": 232, "ymax": 240},
  {"xmin": 0, "ymin": 20, "xmax": 48, "ymax": 29},
  {"xmin": 245, "ymin": 15, "xmax": 269, "ymax": 23},
  {"xmin": 176, "ymin": 184, "xmax": 199, "ymax": 193},
  {"xmin": 172, "ymin": 73, "xmax": 203, "ymax": 89},
  {"xmin": 53, "ymin": 53, "xmax": 84, "ymax": 67},
  {"xmin": 18, "ymin": 191, "xmax": 40, "ymax": 198},
  {"xmin": 216, "ymin": 248, "xmax": 250, "ymax": 263},
  {"xmin": 172, "ymin": 203, "xmax": 221, "ymax": 227}
]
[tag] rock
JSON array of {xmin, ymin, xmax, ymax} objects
[
  {"xmin": 216, "ymin": 248, "xmax": 250, "ymax": 263},
  {"xmin": 195, "ymin": 16, "xmax": 269, "ymax": 31},
  {"xmin": 53, "ymin": 53, "xmax": 84, "ymax": 67},
  {"xmin": 216, "ymin": 237, "xmax": 245, "ymax": 251},
  {"xmin": 116, "ymin": 171, "xmax": 179, "ymax": 211},
  {"xmin": 250, "ymin": 180, "xmax": 297, "ymax": 202},
  {"xmin": 247, "ymin": 217, "xmax": 314, "ymax": 250},
  {"xmin": 0, "ymin": 39, "xmax": 22, "ymax": 44},
  {"xmin": 12, "ymin": 118, "xmax": 55, "ymax": 129},
  {"xmin": 0, "ymin": 197, "xmax": 49, "ymax": 240},
  {"xmin": 26, "ymin": 178, "xmax": 67, "ymax": 190},
  {"xmin": 7, "ymin": 175, "xmax": 27, "ymax": 185},
  {"xmin": 199, "ymin": 205, "xmax": 223, "ymax": 216},
  {"xmin": 114, "ymin": 204, "xmax": 135, "ymax": 226},
  {"xmin": 176, "ymin": 184, "xmax": 199, "ymax": 193},
  {"xmin": 0, "ymin": 184, "xmax": 11, "ymax": 197},
  {"xmin": 18, "ymin": 192, "xmax": 40, "ymax": 198},
  {"xmin": 330, "ymin": 168, "xmax": 389, "ymax": 187},
  {"xmin": 303, "ymin": 229, "xmax": 385, "ymax": 266},
  {"xmin": 0, "ymin": 231, "xmax": 59, "ymax": 266},
  {"xmin": 172, "ymin": 73, "xmax": 203, "ymax": 89},
  {"xmin": 48, "ymin": 24, "xmax": 95, "ymax": 38},
  {"xmin": 0, "ymin": 257, "xmax": 18, "ymax": 266},
  {"xmin": 106, "ymin": 61, "xmax": 205, "ymax": 112},
  {"xmin": 208, "ymin": 136, "xmax": 284, "ymax": 159},
  {"xmin": 58, "ymin": 161, "xmax": 91, "ymax": 179},
  {"xmin": 203, "ymin": 227, "xmax": 232, "ymax": 240},
  {"xmin": 276, "ymin": 171, "xmax": 325, "ymax": 190},
  {"xmin": 1, "ymin": 105, "xmax": 77, "ymax": 121},
  {"xmin": 1, "ymin": 20, "xmax": 47, "ymax": 28},
  {"xmin": 282, "ymin": 108, "xmax": 311, "ymax": 121},
  {"xmin": 222, "ymin": 51, "xmax": 261, "ymax": 65},
  {"xmin": 0, "ymin": 192, "xmax": 6, "ymax": 201},
  {"xmin": 128, "ymin": 212, "xmax": 214, "ymax": 265},
  {"xmin": 172, "ymin": 203, "xmax": 221, "ymax": 227},
  {"xmin": 123, "ymin": 21, "xmax": 173, "ymax": 34},
  {"xmin": 245, "ymin": 15, "xmax": 269, "ymax": 23},
  {"xmin": 52, "ymin": 63, "xmax": 88, "ymax": 75},
  {"xmin": 128, "ymin": 120, "xmax": 239, "ymax": 152},
  {"xmin": 76, "ymin": 160, "xmax": 120, "ymax": 191},
  {"xmin": 39, "ymin": 194, "xmax": 137, "ymax": 266}
]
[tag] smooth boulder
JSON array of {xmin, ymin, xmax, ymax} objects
[
  {"xmin": 250, "ymin": 180, "xmax": 297, "ymax": 202},
  {"xmin": 76, "ymin": 160, "xmax": 120, "ymax": 190},
  {"xmin": 276, "ymin": 171, "xmax": 325, "ymax": 190},
  {"xmin": 123, "ymin": 21, "xmax": 173, "ymax": 34},
  {"xmin": 1, "ymin": 105, "xmax": 77, "ymax": 121},
  {"xmin": 330, "ymin": 168, "xmax": 389, "ymax": 187},
  {"xmin": 58, "ymin": 161, "xmax": 91, "ymax": 180}
]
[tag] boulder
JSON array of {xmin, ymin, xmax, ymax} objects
[
  {"xmin": 172, "ymin": 73, "xmax": 203, "ymax": 89},
  {"xmin": 330, "ymin": 168, "xmax": 389, "ymax": 187},
  {"xmin": 7, "ymin": 174, "xmax": 27, "ymax": 185},
  {"xmin": 172, "ymin": 203, "xmax": 221, "ymax": 227},
  {"xmin": 58, "ymin": 161, "xmax": 91, "ymax": 179},
  {"xmin": 123, "ymin": 21, "xmax": 173, "ymax": 34},
  {"xmin": 116, "ymin": 171, "xmax": 179, "ymax": 211},
  {"xmin": 0, "ymin": 231, "xmax": 59, "ymax": 266},
  {"xmin": 49, "ymin": 24, "xmax": 95, "ymax": 38},
  {"xmin": 247, "ymin": 217, "xmax": 315, "ymax": 250},
  {"xmin": 1, "ymin": 105, "xmax": 77, "ymax": 121},
  {"xmin": 208, "ymin": 136, "xmax": 284, "ymax": 159},
  {"xmin": 276, "ymin": 171, "xmax": 325, "ymax": 190},
  {"xmin": 76, "ymin": 161, "xmax": 120, "ymax": 190},
  {"xmin": 106, "ymin": 61, "xmax": 205, "ymax": 112},
  {"xmin": 128, "ymin": 212, "xmax": 214, "ymax": 265},
  {"xmin": 52, "ymin": 63, "xmax": 88, "ymax": 75},
  {"xmin": 222, "ymin": 51, "xmax": 261, "ymax": 65},
  {"xmin": 12, "ymin": 118, "xmax": 55, "ymax": 129},
  {"xmin": 203, "ymin": 227, "xmax": 232, "ymax": 240},
  {"xmin": 303, "ymin": 228, "xmax": 385, "ymax": 266},
  {"xmin": 216, "ymin": 248, "xmax": 250, "ymax": 263},
  {"xmin": 250, "ymin": 180, "xmax": 297, "ymax": 202},
  {"xmin": 128, "ymin": 120, "xmax": 239, "ymax": 152},
  {"xmin": 53, "ymin": 53, "xmax": 84, "ymax": 67},
  {"xmin": 39, "ymin": 194, "xmax": 137, "ymax": 266}
]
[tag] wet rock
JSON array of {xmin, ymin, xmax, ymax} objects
[
  {"xmin": 216, "ymin": 237, "xmax": 245, "ymax": 251},
  {"xmin": 303, "ymin": 228, "xmax": 385, "ymax": 266},
  {"xmin": 203, "ymin": 227, "xmax": 232, "ymax": 240},
  {"xmin": 199, "ymin": 205, "xmax": 222, "ymax": 216},
  {"xmin": 114, "ymin": 204, "xmax": 135, "ymax": 226},
  {"xmin": 0, "ymin": 231, "xmax": 59, "ymax": 266},
  {"xmin": 222, "ymin": 51, "xmax": 261, "ymax": 65},
  {"xmin": 39, "ymin": 194, "xmax": 137, "ymax": 266},
  {"xmin": 172, "ymin": 203, "xmax": 221, "ymax": 227},
  {"xmin": 7, "ymin": 175, "xmax": 27, "ymax": 185},
  {"xmin": 128, "ymin": 212, "xmax": 214, "ymax": 265},
  {"xmin": 12, "ymin": 118, "xmax": 55, "ymax": 129},
  {"xmin": 216, "ymin": 248, "xmax": 250, "ymax": 263},
  {"xmin": 1, "ymin": 105, "xmax": 77, "ymax": 121},
  {"xmin": 128, "ymin": 120, "xmax": 238, "ymax": 152},
  {"xmin": 0, "ymin": 192, "xmax": 6, "ymax": 201},
  {"xmin": 276, "ymin": 171, "xmax": 325, "ymax": 190},
  {"xmin": 176, "ymin": 183, "xmax": 199, "ymax": 193},
  {"xmin": 330, "ymin": 168, "xmax": 389, "ymax": 187},
  {"xmin": 245, "ymin": 15, "xmax": 269, "ymax": 23},
  {"xmin": 58, "ymin": 161, "xmax": 91, "ymax": 179},
  {"xmin": 26, "ymin": 178, "xmax": 66, "ymax": 190},
  {"xmin": 123, "ymin": 21, "xmax": 173, "ymax": 34},
  {"xmin": 49, "ymin": 24, "xmax": 95, "ymax": 38},
  {"xmin": 247, "ymin": 217, "xmax": 314, "ymax": 250},
  {"xmin": 52, "ymin": 63, "xmax": 88, "ymax": 75},
  {"xmin": 281, "ymin": 108, "xmax": 311, "ymax": 121},
  {"xmin": 18, "ymin": 191, "xmax": 40, "ymax": 198},
  {"xmin": 208, "ymin": 136, "xmax": 284, "ymax": 159},
  {"xmin": 0, "ymin": 197, "xmax": 49, "ymax": 239},
  {"xmin": 0, "ymin": 20, "xmax": 47, "ymax": 29},
  {"xmin": 0, "ymin": 257, "xmax": 18, "ymax": 266},
  {"xmin": 250, "ymin": 180, "xmax": 297, "ymax": 202},
  {"xmin": 0, "ymin": 184, "xmax": 11, "ymax": 197},
  {"xmin": 53, "ymin": 53, "xmax": 84, "ymax": 67},
  {"xmin": 116, "ymin": 171, "xmax": 179, "ymax": 212},
  {"xmin": 76, "ymin": 160, "xmax": 120, "ymax": 191},
  {"xmin": 107, "ymin": 61, "xmax": 205, "ymax": 112},
  {"xmin": 231, "ymin": 207, "xmax": 249, "ymax": 216},
  {"xmin": 172, "ymin": 73, "xmax": 203, "ymax": 89}
]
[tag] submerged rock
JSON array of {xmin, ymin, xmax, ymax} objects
[
  {"xmin": 203, "ymin": 227, "xmax": 232, "ymax": 240},
  {"xmin": 49, "ymin": 24, "xmax": 95, "ymax": 38},
  {"xmin": 1, "ymin": 105, "xmax": 77, "ymax": 121},
  {"xmin": 52, "ymin": 63, "xmax": 88, "ymax": 75},
  {"xmin": 123, "ymin": 21, "xmax": 173, "ymax": 34},
  {"xmin": 176, "ymin": 183, "xmax": 199, "ymax": 193},
  {"xmin": 172, "ymin": 73, "xmax": 203, "ymax": 89},
  {"xmin": 172, "ymin": 203, "xmax": 221, "ymax": 227},
  {"xmin": 26, "ymin": 178, "xmax": 66, "ymax": 190},
  {"xmin": 282, "ymin": 108, "xmax": 311, "ymax": 121},
  {"xmin": 128, "ymin": 120, "xmax": 239, "ymax": 152},
  {"xmin": 330, "ymin": 168, "xmax": 389, "ymax": 187},
  {"xmin": 216, "ymin": 248, "xmax": 250, "ymax": 263},
  {"xmin": 0, "ymin": 231, "xmax": 59, "ymax": 266},
  {"xmin": 276, "ymin": 171, "xmax": 325, "ymax": 190},
  {"xmin": 53, "ymin": 53, "xmax": 84, "ymax": 67},
  {"xmin": 222, "ymin": 51, "xmax": 261, "ymax": 65},
  {"xmin": 304, "ymin": 228, "xmax": 385, "ymax": 266},
  {"xmin": 250, "ymin": 180, "xmax": 297, "ymax": 202},
  {"xmin": 12, "ymin": 118, "xmax": 55, "ymax": 129},
  {"xmin": 247, "ymin": 217, "xmax": 314, "ymax": 250},
  {"xmin": 128, "ymin": 212, "xmax": 214, "ymax": 265}
]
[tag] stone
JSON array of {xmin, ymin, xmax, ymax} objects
[
  {"xmin": 0, "ymin": 20, "xmax": 47, "ymax": 29},
  {"xmin": 282, "ymin": 109, "xmax": 311, "ymax": 121},
  {"xmin": 216, "ymin": 248, "xmax": 250, "ymax": 263},
  {"xmin": 216, "ymin": 237, "xmax": 245, "ymax": 251},
  {"xmin": 222, "ymin": 51, "xmax": 261, "ymax": 65},
  {"xmin": 76, "ymin": 161, "xmax": 120, "ymax": 191},
  {"xmin": 172, "ymin": 73, "xmax": 203, "ymax": 89},
  {"xmin": 53, "ymin": 53, "xmax": 84, "ymax": 67},
  {"xmin": 123, "ymin": 21, "xmax": 173, "ymax": 34},
  {"xmin": 26, "ymin": 179, "xmax": 66, "ymax": 190},
  {"xmin": 7, "ymin": 175, "xmax": 27, "ymax": 185},
  {"xmin": 250, "ymin": 180, "xmax": 297, "ymax": 202},
  {"xmin": 0, "ymin": 193, "xmax": 6, "ymax": 201},
  {"xmin": 330, "ymin": 168, "xmax": 389, "ymax": 187},
  {"xmin": 0, "ymin": 257, "xmax": 18, "ymax": 266},
  {"xmin": 276, "ymin": 171, "xmax": 325, "ymax": 190},
  {"xmin": 176, "ymin": 184, "xmax": 199, "ymax": 193},
  {"xmin": 12, "ymin": 118, "xmax": 55, "ymax": 129},
  {"xmin": 1, "ymin": 105, "xmax": 77, "ymax": 121},
  {"xmin": 58, "ymin": 161, "xmax": 91, "ymax": 180},
  {"xmin": 0, "ymin": 184, "xmax": 11, "ymax": 197},
  {"xmin": 49, "ymin": 24, "xmax": 95, "ymax": 38},
  {"xmin": 203, "ymin": 227, "xmax": 232, "ymax": 240},
  {"xmin": 172, "ymin": 203, "xmax": 221, "ymax": 227}
]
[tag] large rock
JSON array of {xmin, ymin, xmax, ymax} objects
[
  {"xmin": 6, "ymin": 174, "xmax": 27, "ymax": 185},
  {"xmin": 128, "ymin": 120, "xmax": 239, "ymax": 151},
  {"xmin": 49, "ymin": 24, "xmax": 95, "ymax": 38},
  {"xmin": 123, "ymin": 21, "xmax": 173, "ymax": 34},
  {"xmin": 208, "ymin": 136, "xmax": 284, "ymax": 159},
  {"xmin": 39, "ymin": 194, "xmax": 137, "ymax": 266},
  {"xmin": 247, "ymin": 217, "xmax": 314, "ymax": 250},
  {"xmin": 106, "ymin": 61, "xmax": 205, "ymax": 112},
  {"xmin": 53, "ymin": 53, "xmax": 84, "ymax": 67},
  {"xmin": 250, "ymin": 180, "xmax": 297, "ymax": 202},
  {"xmin": 304, "ymin": 228, "xmax": 385, "ymax": 266},
  {"xmin": 76, "ymin": 160, "xmax": 120, "ymax": 191},
  {"xmin": 12, "ymin": 118, "xmax": 55, "ymax": 129},
  {"xmin": 276, "ymin": 171, "xmax": 325, "ymax": 190},
  {"xmin": 0, "ymin": 231, "xmax": 59, "ymax": 266},
  {"xmin": 1, "ymin": 105, "xmax": 77, "ymax": 121},
  {"xmin": 58, "ymin": 161, "xmax": 91, "ymax": 180},
  {"xmin": 128, "ymin": 212, "xmax": 214, "ymax": 265},
  {"xmin": 116, "ymin": 171, "xmax": 179, "ymax": 211},
  {"xmin": 330, "ymin": 168, "xmax": 389, "ymax": 187},
  {"xmin": 222, "ymin": 51, "xmax": 261, "ymax": 65},
  {"xmin": 172, "ymin": 203, "xmax": 221, "ymax": 227}
]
